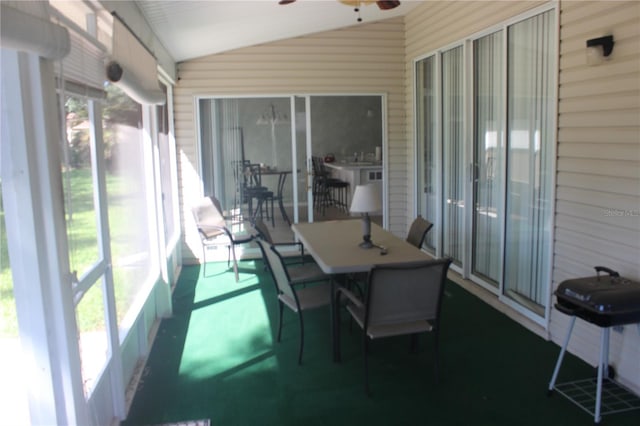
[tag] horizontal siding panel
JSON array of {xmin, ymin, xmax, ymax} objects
[
  {"xmin": 557, "ymin": 171, "xmax": 640, "ymax": 196},
  {"xmin": 558, "ymin": 91, "xmax": 639, "ymax": 113},
  {"xmin": 559, "ymin": 74, "xmax": 640, "ymax": 99},
  {"xmin": 557, "ymin": 157, "xmax": 640, "ymax": 179},
  {"xmin": 556, "ymin": 186, "xmax": 640, "ymax": 213},
  {"xmin": 181, "ymin": 60, "xmax": 404, "ymax": 72},
  {"xmin": 559, "ymin": 109, "xmax": 640, "ymax": 128},
  {"xmin": 554, "ymin": 213, "xmax": 640, "ymax": 250},
  {"xmin": 555, "ymin": 199, "xmax": 639, "ymax": 232},
  {"xmin": 178, "ymin": 69, "xmax": 404, "ymax": 81},
  {"xmin": 218, "ymin": 45, "xmax": 405, "ymax": 57},
  {"xmin": 244, "ymin": 38, "xmax": 405, "ymax": 52},
  {"xmin": 187, "ymin": 52, "xmax": 405, "ymax": 66},
  {"xmin": 556, "ymin": 228, "xmax": 638, "ymax": 273},
  {"xmin": 558, "ymin": 127, "xmax": 639, "ymax": 144},
  {"xmin": 557, "ymin": 142, "xmax": 640, "ymax": 162},
  {"xmin": 552, "ymin": 253, "xmax": 608, "ymax": 285},
  {"xmin": 554, "ymin": 238, "xmax": 639, "ymax": 277},
  {"xmin": 560, "ymin": 1, "xmax": 638, "ymax": 29}
]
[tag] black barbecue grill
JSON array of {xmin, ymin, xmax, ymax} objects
[{"xmin": 548, "ymin": 266, "xmax": 640, "ymax": 423}]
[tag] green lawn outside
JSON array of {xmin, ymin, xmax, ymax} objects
[{"xmin": 1, "ymin": 169, "xmax": 134, "ymax": 337}]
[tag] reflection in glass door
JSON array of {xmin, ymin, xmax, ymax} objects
[
  {"xmin": 199, "ymin": 96, "xmax": 297, "ymax": 229},
  {"xmin": 416, "ymin": 56, "xmax": 438, "ymax": 253},
  {"xmin": 503, "ymin": 11, "xmax": 555, "ymax": 316},
  {"xmin": 441, "ymin": 46, "xmax": 464, "ymax": 265},
  {"xmin": 307, "ymin": 95, "xmax": 384, "ymax": 225},
  {"xmin": 472, "ymin": 31, "xmax": 504, "ymax": 287},
  {"xmin": 294, "ymin": 96, "xmax": 310, "ymax": 223}
]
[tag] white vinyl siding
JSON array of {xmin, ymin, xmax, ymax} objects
[
  {"xmin": 552, "ymin": 0, "xmax": 640, "ymax": 394},
  {"xmin": 174, "ymin": 19, "xmax": 407, "ymax": 263}
]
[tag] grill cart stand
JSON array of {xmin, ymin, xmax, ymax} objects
[{"xmin": 548, "ymin": 267, "xmax": 640, "ymax": 424}]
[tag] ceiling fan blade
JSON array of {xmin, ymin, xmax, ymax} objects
[
  {"xmin": 376, "ymin": 1, "xmax": 401, "ymax": 10},
  {"xmin": 279, "ymin": 0, "xmax": 400, "ymax": 11}
]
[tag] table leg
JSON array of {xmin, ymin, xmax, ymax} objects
[{"xmin": 331, "ymin": 276, "xmax": 341, "ymax": 362}]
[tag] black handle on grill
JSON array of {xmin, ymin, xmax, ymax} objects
[
  {"xmin": 555, "ymin": 303, "xmax": 579, "ymax": 316},
  {"xmin": 595, "ymin": 266, "xmax": 619, "ymax": 278}
]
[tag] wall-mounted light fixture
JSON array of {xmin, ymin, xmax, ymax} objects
[{"xmin": 586, "ymin": 35, "xmax": 614, "ymax": 66}]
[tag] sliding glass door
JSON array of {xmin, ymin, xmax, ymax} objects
[
  {"xmin": 415, "ymin": 56, "xmax": 438, "ymax": 252},
  {"xmin": 441, "ymin": 46, "xmax": 464, "ymax": 266},
  {"xmin": 503, "ymin": 11, "xmax": 555, "ymax": 316},
  {"xmin": 199, "ymin": 94, "xmax": 385, "ymax": 228},
  {"xmin": 414, "ymin": 6, "xmax": 556, "ymax": 322},
  {"xmin": 472, "ymin": 31, "xmax": 504, "ymax": 287}
]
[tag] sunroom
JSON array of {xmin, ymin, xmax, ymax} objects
[{"xmin": 1, "ymin": 1, "xmax": 638, "ymax": 425}]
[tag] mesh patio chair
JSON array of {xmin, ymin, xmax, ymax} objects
[
  {"xmin": 406, "ymin": 215, "xmax": 434, "ymax": 249},
  {"xmin": 336, "ymin": 257, "xmax": 452, "ymax": 394},
  {"xmin": 191, "ymin": 196, "xmax": 254, "ymax": 281},
  {"xmin": 255, "ymin": 235, "xmax": 331, "ymax": 365},
  {"xmin": 253, "ymin": 218, "xmax": 305, "ymax": 264}
]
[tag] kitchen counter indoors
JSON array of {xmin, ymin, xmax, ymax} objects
[
  {"xmin": 323, "ymin": 161, "xmax": 383, "ymax": 203},
  {"xmin": 323, "ymin": 161, "xmax": 382, "ymax": 170}
]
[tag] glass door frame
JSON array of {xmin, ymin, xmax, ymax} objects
[{"xmin": 412, "ymin": 3, "xmax": 558, "ymax": 327}]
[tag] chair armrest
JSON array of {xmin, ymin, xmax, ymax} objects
[
  {"xmin": 200, "ymin": 225, "xmax": 253, "ymax": 244},
  {"xmin": 336, "ymin": 287, "xmax": 364, "ymax": 309},
  {"xmin": 272, "ymin": 241, "xmax": 302, "ymax": 248},
  {"xmin": 198, "ymin": 224, "xmax": 227, "ymax": 240},
  {"xmin": 272, "ymin": 242, "xmax": 305, "ymax": 263},
  {"xmin": 288, "ymin": 263, "xmax": 329, "ymax": 285}
]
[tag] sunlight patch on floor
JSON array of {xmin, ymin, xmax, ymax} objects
[{"xmin": 178, "ymin": 276, "xmax": 277, "ymax": 381}]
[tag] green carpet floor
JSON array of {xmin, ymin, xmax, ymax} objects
[{"xmin": 122, "ymin": 260, "xmax": 639, "ymax": 426}]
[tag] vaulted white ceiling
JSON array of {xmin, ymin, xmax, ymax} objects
[{"xmin": 134, "ymin": 0, "xmax": 422, "ymax": 62}]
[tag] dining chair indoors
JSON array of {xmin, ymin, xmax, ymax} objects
[
  {"xmin": 335, "ymin": 257, "xmax": 452, "ymax": 395},
  {"xmin": 191, "ymin": 196, "xmax": 254, "ymax": 281},
  {"xmin": 255, "ymin": 235, "xmax": 331, "ymax": 365},
  {"xmin": 406, "ymin": 215, "xmax": 434, "ymax": 249}
]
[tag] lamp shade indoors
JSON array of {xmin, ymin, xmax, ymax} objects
[{"xmin": 350, "ymin": 184, "xmax": 382, "ymax": 214}]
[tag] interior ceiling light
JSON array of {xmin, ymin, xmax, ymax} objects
[{"xmin": 279, "ymin": 0, "xmax": 400, "ymax": 22}]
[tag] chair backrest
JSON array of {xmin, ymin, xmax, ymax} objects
[
  {"xmin": 233, "ymin": 160, "xmax": 251, "ymax": 188},
  {"xmin": 311, "ymin": 156, "xmax": 321, "ymax": 176},
  {"xmin": 365, "ymin": 258, "xmax": 452, "ymax": 330},
  {"xmin": 253, "ymin": 218, "xmax": 274, "ymax": 244},
  {"xmin": 210, "ymin": 195, "xmax": 224, "ymax": 215},
  {"xmin": 255, "ymin": 237, "xmax": 295, "ymax": 300},
  {"xmin": 191, "ymin": 196, "xmax": 226, "ymax": 239},
  {"xmin": 406, "ymin": 216, "xmax": 434, "ymax": 249},
  {"xmin": 247, "ymin": 163, "xmax": 264, "ymax": 188}
]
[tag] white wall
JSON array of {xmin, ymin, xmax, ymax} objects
[{"xmin": 552, "ymin": 0, "xmax": 640, "ymax": 393}]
